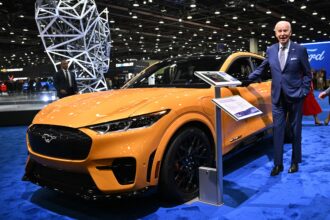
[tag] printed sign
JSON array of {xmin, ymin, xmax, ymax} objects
[{"xmin": 302, "ymin": 41, "xmax": 330, "ymax": 79}]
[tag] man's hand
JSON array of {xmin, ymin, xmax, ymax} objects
[
  {"xmin": 318, "ymin": 91, "xmax": 327, "ymax": 99},
  {"xmin": 240, "ymin": 79, "xmax": 253, "ymax": 87},
  {"xmin": 60, "ymin": 89, "xmax": 67, "ymax": 95}
]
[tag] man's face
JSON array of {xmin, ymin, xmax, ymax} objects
[
  {"xmin": 275, "ymin": 22, "xmax": 291, "ymax": 45},
  {"xmin": 61, "ymin": 61, "xmax": 68, "ymax": 70}
]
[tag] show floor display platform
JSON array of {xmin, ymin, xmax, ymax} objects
[
  {"xmin": 0, "ymin": 92, "xmax": 57, "ymax": 126},
  {"xmin": 0, "ymin": 92, "xmax": 329, "ymax": 219}
]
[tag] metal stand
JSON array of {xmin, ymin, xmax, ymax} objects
[{"xmin": 198, "ymin": 86, "xmax": 224, "ymax": 206}]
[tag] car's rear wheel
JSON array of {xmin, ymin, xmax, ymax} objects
[{"xmin": 159, "ymin": 126, "xmax": 214, "ymax": 202}]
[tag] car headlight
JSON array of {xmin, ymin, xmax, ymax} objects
[{"xmin": 89, "ymin": 109, "xmax": 170, "ymax": 134}]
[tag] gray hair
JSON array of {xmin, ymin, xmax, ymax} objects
[{"xmin": 274, "ymin": 20, "xmax": 292, "ymax": 32}]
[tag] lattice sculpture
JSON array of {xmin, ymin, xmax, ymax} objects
[{"xmin": 35, "ymin": 0, "xmax": 111, "ymax": 93}]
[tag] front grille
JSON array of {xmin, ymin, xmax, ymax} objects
[
  {"xmin": 23, "ymin": 159, "xmax": 102, "ymax": 199},
  {"xmin": 28, "ymin": 124, "xmax": 92, "ymax": 160}
]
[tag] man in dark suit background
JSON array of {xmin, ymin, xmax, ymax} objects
[
  {"xmin": 54, "ymin": 60, "xmax": 78, "ymax": 98},
  {"xmin": 248, "ymin": 21, "xmax": 312, "ymax": 176}
]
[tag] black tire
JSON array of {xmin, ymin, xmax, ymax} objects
[{"xmin": 159, "ymin": 126, "xmax": 214, "ymax": 202}]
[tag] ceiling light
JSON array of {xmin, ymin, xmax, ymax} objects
[
  {"xmin": 250, "ymin": 4, "xmax": 254, "ymax": 7},
  {"xmin": 232, "ymin": 16, "xmax": 238, "ymax": 20},
  {"xmin": 206, "ymin": 19, "xmax": 211, "ymax": 24},
  {"xmin": 237, "ymin": 27, "xmax": 242, "ymax": 31},
  {"xmin": 132, "ymin": 14, "xmax": 138, "ymax": 19},
  {"xmin": 190, "ymin": 2, "xmax": 196, "ymax": 8},
  {"xmin": 159, "ymin": 20, "xmax": 164, "ymax": 24},
  {"xmin": 281, "ymin": 15, "xmax": 286, "ymax": 19},
  {"xmin": 266, "ymin": 10, "xmax": 271, "ymax": 14},
  {"xmin": 19, "ymin": 15, "xmax": 24, "ymax": 18},
  {"xmin": 300, "ymin": 5, "xmax": 306, "ymax": 10},
  {"xmin": 214, "ymin": 10, "xmax": 220, "ymax": 15},
  {"xmin": 312, "ymin": 11, "xmax": 318, "ymax": 16},
  {"xmin": 161, "ymin": 7, "xmax": 166, "ymax": 13},
  {"xmin": 224, "ymin": 23, "xmax": 229, "ymax": 27},
  {"xmin": 213, "ymin": 30, "xmax": 217, "ymax": 34},
  {"xmin": 292, "ymin": 20, "xmax": 296, "ymax": 24},
  {"xmin": 249, "ymin": 21, "xmax": 254, "ymax": 24},
  {"xmin": 310, "ymin": 27, "xmax": 314, "ymax": 30},
  {"xmin": 301, "ymin": 25, "xmax": 306, "ymax": 28},
  {"xmin": 133, "ymin": 1, "xmax": 139, "ymax": 7},
  {"xmin": 110, "ymin": 19, "xmax": 115, "ymax": 23},
  {"xmin": 178, "ymin": 18, "xmax": 182, "ymax": 22},
  {"xmin": 187, "ymin": 14, "xmax": 192, "ymax": 19},
  {"xmin": 321, "ymin": 16, "xmax": 326, "ymax": 20},
  {"xmin": 289, "ymin": 0, "xmax": 294, "ymax": 2}
]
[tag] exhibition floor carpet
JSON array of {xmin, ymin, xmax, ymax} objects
[{"xmin": 0, "ymin": 91, "xmax": 329, "ymax": 220}]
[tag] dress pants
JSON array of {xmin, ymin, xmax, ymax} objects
[{"xmin": 272, "ymin": 92, "xmax": 304, "ymax": 166}]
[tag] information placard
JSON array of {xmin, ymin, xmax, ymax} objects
[
  {"xmin": 194, "ymin": 71, "xmax": 242, "ymax": 87},
  {"xmin": 212, "ymin": 95, "xmax": 262, "ymax": 121}
]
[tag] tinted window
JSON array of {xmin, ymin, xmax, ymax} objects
[
  {"xmin": 251, "ymin": 57, "xmax": 271, "ymax": 81},
  {"xmin": 226, "ymin": 57, "xmax": 252, "ymax": 81},
  {"xmin": 124, "ymin": 56, "xmax": 225, "ymax": 88}
]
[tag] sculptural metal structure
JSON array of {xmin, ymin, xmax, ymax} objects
[{"xmin": 35, "ymin": 0, "xmax": 111, "ymax": 92}]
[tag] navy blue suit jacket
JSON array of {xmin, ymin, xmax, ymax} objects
[{"xmin": 249, "ymin": 41, "xmax": 312, "ymax": 104}]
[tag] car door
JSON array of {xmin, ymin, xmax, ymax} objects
[
  {"xmin": 245, "ymin": 57, "xmax": 272, "ymax": 135},
  {"xmin": 220, "ymin": 56, "xmax": 257, "ymax": 152}
]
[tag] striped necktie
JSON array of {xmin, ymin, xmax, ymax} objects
[{"xmin": 279, "ymin": 46, "xmax": 286, "ymax": 71}]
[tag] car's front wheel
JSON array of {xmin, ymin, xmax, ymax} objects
[{"xmin": 159, "ymin": 126, "xmax": 214, "ymax": 202}]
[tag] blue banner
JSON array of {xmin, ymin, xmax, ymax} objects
[{"xmin": 302, "ymin": 41, "xmax": 330, "ymax": 79}]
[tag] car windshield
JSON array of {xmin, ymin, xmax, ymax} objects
[{"xmin": 123, "ymin": 55, "xmax": 226, "ymax": 89}]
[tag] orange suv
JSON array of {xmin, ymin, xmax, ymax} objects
[{"xmin": 23, "ymin": 52, "xmax": 272, "ymax": 202}]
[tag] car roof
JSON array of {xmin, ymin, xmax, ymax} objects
[{"xmin": 158, "ymin": 51, "xmax": 263, "ymax": 63}]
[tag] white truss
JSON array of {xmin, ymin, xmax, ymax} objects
[{"xmin": 35, "ymin": 0, "xmax": 111, "ymax": 93}]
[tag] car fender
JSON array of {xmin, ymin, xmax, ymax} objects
[{"xmin": 149, "ymin": 112, "xmax": 215, "ymax": 185}]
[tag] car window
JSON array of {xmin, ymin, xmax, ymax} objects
[
  {"xmin": 251, "ymin": 57, "xmax": 271, "ymax": 81},
  {"xmin": 226, "ymin": 57, "xmax": 252, "ymax": 81},
  {"xmin": 125, "ymin": 56, "xmax": 225, "ymax": 88}
]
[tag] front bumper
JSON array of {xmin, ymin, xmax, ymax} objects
[
  {"xmin": 24, "ymin": 123, "xmax": 164, "ymax": 197},
  {"xmin": 22, "ymin": 158, "xmax": 152, "ymax": 200}
]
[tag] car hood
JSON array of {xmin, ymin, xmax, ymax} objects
[{"xmin": 33, "ymin": 88, "xmax": 199, "ymax": 128}]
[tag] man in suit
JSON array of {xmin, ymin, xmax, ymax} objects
[
  {"xmin": 54, "ymin": 60, "xmax": 78, "ymax": 98},
  {"xmin": 248, "ymin": 21, "xmax": 312, "ymax": 176}
]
